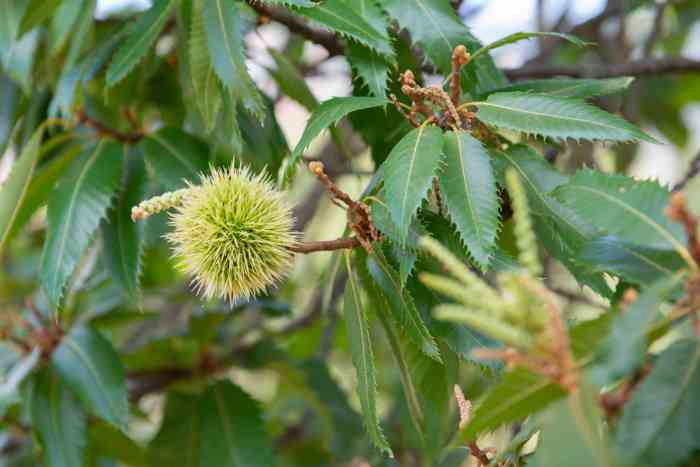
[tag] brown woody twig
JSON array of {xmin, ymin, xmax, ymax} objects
[{"xmin": 76, "ymin": 109, "xmax": 143, "ymax": 143}]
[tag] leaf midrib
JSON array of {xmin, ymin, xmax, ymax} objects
[
  {"xmin": 48, "ymin": 142, "xmax": 104, "ymax": 293},
  {"xmin": 564, "ymin": 184, "xmax": 691, "ymax": 264},
  {"xmin": 477, "ymin": 99, "xmax": 633, "ymax": 138},
  {"xmin": 63, "ymin": 335, "xmax": 121, "ymax": 424}
]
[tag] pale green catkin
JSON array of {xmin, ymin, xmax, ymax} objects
[
  {"xmin": 131, "ymin": 188, "xmax": 191, "ymax": 221},
  {"xmin": 505, "ymin": 169, "xmax": 542, "ymax": 277},
  {"xmin": 419, "ymin": 236, "xmax": 503, "ymax": 311}
]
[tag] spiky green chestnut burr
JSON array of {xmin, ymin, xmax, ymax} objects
[{"xmin": 140, "ymin": 166, "xmax": 296, "ymax": 302}]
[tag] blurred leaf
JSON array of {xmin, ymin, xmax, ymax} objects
[
  {"xmin": 343, "ymin": 252, "xmax": 392, "ymax": 456},
  {"xmin": 616, "ymin": 339, "xmax": 700, "ymax": 467},
  {"xmin": 267, "ymin": 48, "xmax": 318, "ymax": 110},
  {"xmin": 366, "ymin": 249, "xmax": 441, "ymax": 361},
  {"xmin": 476, "ymin": 93, "xmax": 657, "ymax": 143},
  {"xmin": 89, "ymin": 421, "xmax": 148, "ymax": 467},
  {"xmin": 0, "ymin": 0, "xmax": 40, "ymax": 94},
  {"xmin": 382, "ymin": 125, "xmax": 444, "ymax": 242},
  {"xmin": 40, "ymin": 141, "xmax": 123, "ymax": 305},
  {"xmin": 199, "ymin": 381, "xmax": 275, "ymax": 467},
  {"xmin": 578, "ymin": 236, "xmax": 686, "ymax": 286},
  {"xmin": 48, "ymin": 0, "xmax": 84, "ymax": 56},
  {"xmin": 491, "ymin": 77, "xmax": 635, "ymax": 99},
  {"xmin": 0, "ymin": 348, "xmax": 39, "ymax": 418},
  {"xmin": 300, "ymin": 359, "xmax": 365, "ymax": 459},
  {"xmin": 141, "ymin": 127, "xmax": 209, "ymax": 190},
  {"xmin": 0, "ymin": 74, "xmax": 19, "ymax": 153},
  {"xmin": 17, "ymin": 0, "xmax": 63, "ymax": 37},
  {"xmin": 31, "ymin": 368, "xmax": 87, "ymax": 467},
  {"xmin": 472, "ymin": 31, "xmax": 590, "ymax": 60},
  {"xmin": 459, "ymin": 367, "xmax": 567, "ymax": 442},
  {"xmin": 149, "ymin": 392, "xmax": 200, "ymax": 466},
  {"xmin": 106, "ymin": 0, "xmax": 175, "ymax": 87},
  {"xmin": 295, "ymin": 0, "xmax": 393, "ymax": 58},
  {"xmin": 236, "ymin": 97, "xmax": 289, "ymax": 177},
  {"xmin": 52, "ymin": 325, "xmax": 128, "ymax": 430},
  {"xmin": 0, "ymin": 125, "xmax": 43, "ymax": 255},
  {"xmin": 439, "ymin": 131, "xmax": 499, "ymax": 269},
  {"xmin": 533, "ymin": 387, "xmax": 617, "ymax": 467},
  {"xmin": 47, "ymin": 0, "xmax": 94, "ymax": 117},
  {"xmin": 101, "ymin": 155, "xmax": 147, "ymax": 303},
  {"xmin": 592, "ymin": 276, "xmax": 683, "ymax": 386},
  {"xmin": 285, "ymin": 96, "xmax": 387, "ymax": 183},
  {"xmin": 204, "ymin": 0, "xmax": 264, "ymax": 119}
]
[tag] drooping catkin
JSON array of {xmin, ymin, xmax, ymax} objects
[
  {"xmin": 505, "ymin": 169, "xmax": 542, "ymax": 277},
  {"xmin": 131, "ymin": 188, "xmax": 191, "ymax": 221}
]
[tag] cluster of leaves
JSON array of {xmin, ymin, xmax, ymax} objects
[{"xmin": 1, "ymin": 0, "xmax": 699, "ymax": 466}]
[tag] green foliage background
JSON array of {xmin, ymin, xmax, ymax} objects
[{"xmin": 2, "ymin": 0, "xmax": 700, "ymax": 466}]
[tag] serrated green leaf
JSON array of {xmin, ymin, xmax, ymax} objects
[
  {"xmin": 553, "ymin": 170, "xmax": 693, "ymax": 266},
  {"xmin": 616, "ymin": 339, "xmax": 700, "ymax": 467},
  {"xmin": 199, "ymin": 381, "xmax": 275, "ymax": 467},
  {"xmin": 106, "ymin": 0, "xmax": 175, "ymax": 87},
  {"xmin": 284, "ymin": 96, "xmax": 387, "ymax": 182},
  {"xmin": 490, "ymin": 77, "xmax": 634, "ymax": 99},
  {"xmin": 7, "ymin": 141, "xmax": 82, "ymax": 243},
  {"xmin": 0, "ymin": 125, "xmax": 43, "ymax": 255},
  {"xmin": 17, "ymin": 0, "xmax": 63, "ymax": 37},
  {"xmin": 141, "ymin": 127, "xmax": 210, "ymax": 190},
  {"xmin": 534, "ymin": 388, "xmax": 617, "ymax": 467},
  {"xmin": 383, "ymin": 125, "xmax": 444, "ymax": 242},
  {"xmin": 190, "ymin": 0, "xmax": 222, "ymax": 131},
  {"xmin": 367, "ymin": 249, "xmax": 441, "ymax": 361},
  {"xmin": 439, "ymin": 131, "xmax": 499, "ymax": 269},
  {"xmin": 343, "ymin": 251, "xmax": 392, "ymax": 456},
  {"xmin": 295, "ymin": 0, "xmax": 393, "ymax": 58},
  {"xmin": 40, "ymin": 141, "xmax": 124, "ymax": 305},
  {"xmin": 204, "ymin": 0, "xmax": 264, "ymax": 119},
  {"xmin": 356, "ymin": 253, "xmax": 426, "ymax": 441},
  {"xmin": 52, "ymin": 325, "xmax": 128, "ymax": 430},
  {"xmin": 382, "ymin": 0, "xmax": 506, "ymax": 93},
  {"xmin": 31, "ymin": 368, "xmax": 87, "ymax": 467},
  {"xmin": 475, "ymin": 92, "xmax": 657, "ymax": 143},
  {"xmin": 148, "ymin": 392, "xmax": 200, "ymax": 467},
  {"xmin": 578, "ymin": 236, "xmax": 686, "ymax": 286},
  {"xmin": 592, "ymin": 275, "xmax": 684, "ymax": 387},
  {"xmin": 491, "ymin": 146, "xmax": 611, "ymax": 295},
  {"xmin": 347, "ymin": 43, "xmax": 390, "ymax": 98},
  {"xmin": 345, "ymin": 0, "xmax": 391, "ymax": 97},
  {"xmin": 471, "ymin": 31, "xmax": 590, "ymax": 61},
  {"xmin": 101, "ymin": 155, "xmax": 147, "ymax": 303},
  {"xmin": 459, "ymin": 367, "xmax": 567, "ymax": 442}
]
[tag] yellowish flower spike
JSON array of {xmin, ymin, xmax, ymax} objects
[
  {"xmin": 505, "ymin": 169, "xmax": 542, "ymax": 277},
  {"xmin": 165, "ymin": 166, "xmax": 297, "ymax": 302}
]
